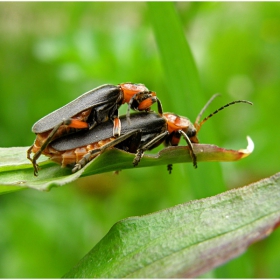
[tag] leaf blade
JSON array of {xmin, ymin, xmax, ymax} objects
[
  {"xmin": 147, "ymin": 2, "xmax": 226, "ymax": 198},
  {"xmin": 63, "ymin": 172, "xmax": 280, "ymax": 278},
  {"xmin": 0, "ymin": 139, "xmax": 252, "ymax": 193}
]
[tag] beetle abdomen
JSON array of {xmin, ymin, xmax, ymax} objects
[{"xmin": 43, "ymin": 137, "xmax": 115, "ymax": 167}]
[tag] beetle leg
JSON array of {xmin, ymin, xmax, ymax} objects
[
  {"xmin": 27, "ymin": 145, "xmax": 40, "ymax": 176},
  {"xmin": 126, "ymin": 94, "xmax": 136, "ymax": 125},
  {"xmin": 28, "ymin": 121, "xmax": 66, "ymax": 176},
  {"xmin": 72, "ymin": 129, "xmax": 142, "ymax": 173},
  {"xmin": 112, "ymin": 109, "xmax": 121, "ymax": 137},
  {"xmin": 113, "ymin": 117, "xmax": 121, "ymax": 137},
  {"xmin": 156, "ymin": 98, "xmax": 163, "ymax": 116},
  {"xmin": 88, "ymin": 121, "xmax": 97, "ymax": 130},
  {"xmin": 178, "ymin": 130, "xmax": 197, "ymax": 168},
  {"xmin": 133, "ymin": 131, "xmax": 169, "ymax": 167},
  {"xmin": 167, "ymin": 164, "xmax": 173, "ymax": 174},
  {"xmin": 28, "ymin": 117, "xmax": 90, "ymax": 175}
]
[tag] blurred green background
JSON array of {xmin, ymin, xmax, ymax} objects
[{"xmin": 1, "ymin": 2, "xmax": 280, "ymax": 278}]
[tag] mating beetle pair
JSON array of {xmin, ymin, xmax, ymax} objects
[
  {"xmin": 27, "ymin": 83, "xmax": 163, "ymax": 176},
  {"xmin": 42, "ymin": 98, "xmax": 252, "ymax": 174},
  {"xmin": 27, "ymin": 82, "xmax": 252, "ymax": 175}
]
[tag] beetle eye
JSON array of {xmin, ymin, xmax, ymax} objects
[{"xmin": 187, "ymin": 127, "xmax": 197, "ymax": 137}]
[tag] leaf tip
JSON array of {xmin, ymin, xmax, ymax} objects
[{"xmin": 238, "ymin": 136, "xmax": 254, "ymax": 158}]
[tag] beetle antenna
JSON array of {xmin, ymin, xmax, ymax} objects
[
  {"xmin": 195, "ymin": 100, "xmax": 253, "ymax": 133},
  {"xmin": 195, "ymin": 94, "xmax": 221, "ymax": 125}
]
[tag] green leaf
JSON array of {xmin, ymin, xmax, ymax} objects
[
  {"xmin": 148, "ymin": 2, "xmax": 203, "ymax": 112},
  {"xmin": 0, "ymin": 138, "xmax": 252, "ymax": 192},
  {"xmin": 63, "ymin": 171, "xmax": 280, "ymax": 278},
  {"xmin": 147, "ymin": 2, "xmax": 226, "ymax": 198}
]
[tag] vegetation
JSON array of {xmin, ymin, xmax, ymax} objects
[{"xmin": 1, "ymin": 2, "xmax": 280, "ymax": 277}]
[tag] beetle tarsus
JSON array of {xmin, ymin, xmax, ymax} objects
[
  {"xmin": 167, "ymin": 164, "xmax": 173, "ymax": 174},
  {"xmin": 72, "ymin": 164, "xmax": 81, "ymax": 173},
  {"xmin": 33, "ymin": 163, "xmax": 40, "ymax": 176},
  {"xmin": 88, "ymin": 121, "xmax": 97, "ymax": 130},
  {"xmin": 133, "ymin": 149, "xmax": 144, "ymax": 166}
]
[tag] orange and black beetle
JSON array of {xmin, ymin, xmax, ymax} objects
[{"xmin": 27, "ymin": 83, "xmax": 163, "ymax": 175}]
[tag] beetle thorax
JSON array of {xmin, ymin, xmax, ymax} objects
[
  {"xmin": 120, "ymin": 83, "xmax": 149, "ymax": 104},
  {"xmin": 163, "ymin": 113, "xmax": 193, "ymax": 133}
]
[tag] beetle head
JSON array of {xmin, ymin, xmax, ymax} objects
[
  {"xmin": 119, "ymin": 83, "xmax": 150, "ymax": 104},
  {"xmin": 163, "ymin": 113, "xmax": 199, "ymax": 143}
]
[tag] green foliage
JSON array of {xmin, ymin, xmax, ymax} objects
[
  {"xmin": 63, "ymin": 172, "xmax": 280, "ymax": 278},
  {"xmin": 0, "ymin": 2, "xmax": 280, "ymax": 278},
  {"xmin": 0, "ymin": 142, "xmax": 252, "ymax": 192}
]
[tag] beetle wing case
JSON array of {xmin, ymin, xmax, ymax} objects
[
  {"xmin": 32, "ymin": 84, "xmax": 120, "ymax": 133},
  {"xmin": 50, "ymin": 112, "xmax": 167, "ymax": 151}
]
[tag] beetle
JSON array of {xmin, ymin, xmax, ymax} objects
[
  {"xmin": 27, "ymin": 83, "xmax": 163, "ymax": 176},
  {"xmin": 40, "ymin": 97, "xmax": 252, "ymax": 174}
]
